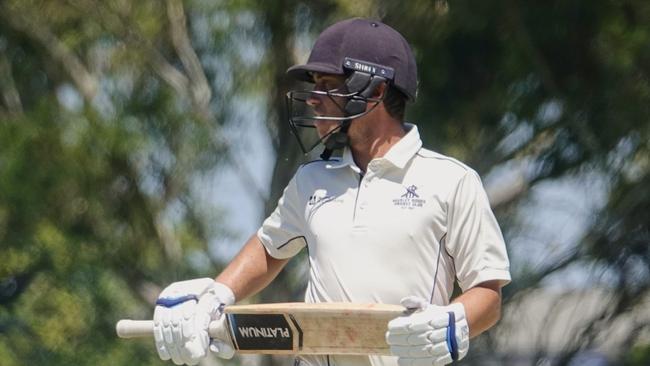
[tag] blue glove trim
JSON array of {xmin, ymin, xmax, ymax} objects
[
  {"xmin": 156, "ymin": 294, "xmax": 199, "ymax": 307},
  {"xmin": 446, "ymin": 311, "xmax": 459, "ymax": 361}
]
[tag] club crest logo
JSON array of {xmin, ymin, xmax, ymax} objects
[
  {"xmin": 402, "ymin": 185, "xmax": 420, "ymax": 199},
  {"xmin": 393, "ymin": 185, "xmax": 426, "ymax": 209}
]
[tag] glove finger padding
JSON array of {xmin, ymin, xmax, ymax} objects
[
  {"xmin": 159, "ymin": 306, "xmax": 185, "ymax": 365},
  {"xmin": 389, "ymin": 342, "xmax": 449, "ymax": 358},
  {"xmin": 154, "ymin": 321, "xmax": 171, "ymax": 361},
  {"xmin": 388, "ymin": 311, "xmax": 453, "ymax": 335},
  {"xmin": 400, "ymin": 296, "xmax": 430, "ymax": 311},
  {"xmin": 182, "ymin": 335, "xmax": 208, "ymax": 365},
  {"xmin": 386, "ymin": 328, "xmax": 448, "ymax": 346},
  {"xmin": 153, "ymin": 278, "xmax": 235, "ymax": 365},
  {"xmin": 209, "ymin": 339, "xmax": 235, "ymax": 359},
  {"xmin": 389, "ymin": 333, "xmax": 451, "ymax": 357},
  {"xmin": 387, "ymin": 299, "xmax": 470, "ymax": 366},
  {"xmin": 386, "ymin": 331, "xmax": 432, "ymax": 346},
  {"xmin": 388, "ymin": 311, "xmax": 433, "ymax": 334}
]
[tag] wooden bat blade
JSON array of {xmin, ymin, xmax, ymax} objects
[
  {"xmin": 224, "ymin": 303, "xmax": 406, "ymax": 355},
  {"xmin": 116, "ymin": 302, "xmax": 406, "ymax": 355}
]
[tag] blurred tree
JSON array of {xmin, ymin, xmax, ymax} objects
[
  {"xmin": 271, "ymin": 0, "xmax": 650, "ymax": 364},
  {"xmin": 376, "ymin": 1, "xmax": 650, "ymax": 365},
  {"xmin": 1, "ymin": 0, "xmax": 648, "ymax": 365},
  {"xmin": 0, "ymin": 0, "xmax": 269, "ymax": 365}
]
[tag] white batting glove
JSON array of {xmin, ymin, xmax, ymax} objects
[
  {"xmin": 153, "ymin": 278, "xmax": 236, "ymax": 365},
  {"xmin": 386, "ymin": 296, "xmax": 469, "ymax": 366}
]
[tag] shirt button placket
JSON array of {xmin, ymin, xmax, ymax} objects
[
  {"xmin": 357, "ymin": 163, "xmax": 380, "ymax": 223},
  {"xmin": 353, "ymin": 171, "xmax": 371, "ymax": 230}
]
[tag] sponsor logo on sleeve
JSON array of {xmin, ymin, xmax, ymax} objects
[{"xmin": 307, "ymin": 189, "xmax": 342, "ymax": 207}]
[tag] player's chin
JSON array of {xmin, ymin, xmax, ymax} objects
[
  {"xmin": 314, "ymin": 120, "xmax": 339, "ymax": 136},
  {"xmin": 316, "ymin": 125, "xmax": 339, "ymax": 139}
]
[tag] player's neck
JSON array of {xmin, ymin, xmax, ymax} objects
[{"xmin": 349, "ymin": 115, "xmax": 406, "ymax": 173}]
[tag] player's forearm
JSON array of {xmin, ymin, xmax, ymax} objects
[
  {"xmin": 452, "ymin": 280, "xmax": 502, "ymax": 338},
  {"xmin": 216, "ymin": 234, "xmax": 289, "ymax": 301}
]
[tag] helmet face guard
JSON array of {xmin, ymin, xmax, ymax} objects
[
  {"xmin": 285, "ymin": 88, "xmax": 383, "ymax": 154},
  {"xmin": 286, "ymin": 58, "xmax": 394, "ymax": 158}
]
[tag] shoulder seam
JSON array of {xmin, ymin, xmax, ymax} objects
[{"xmin": 415, "ymin": 149, "xmax": 470, "ymax": 171}]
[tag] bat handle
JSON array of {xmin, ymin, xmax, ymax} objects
[
  {"xmin": 115, "ymin": 317, "xmax": 230, "ymax": 341},
  {"xmin": 116, "ymin": 320, "xmax": 153, "ymax": 338}
]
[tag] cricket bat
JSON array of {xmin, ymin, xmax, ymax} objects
[{"xmin": 116, "ymin": 302, "xmax": 407, "ymax": 355}]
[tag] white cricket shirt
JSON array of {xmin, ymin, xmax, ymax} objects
[{"xmin": 257, "ymin": 124, "xmax": 511, "ymax": 366}]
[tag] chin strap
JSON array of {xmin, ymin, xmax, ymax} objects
[{"xmin": 320, "ymin": 119, "xmax": 351, "ymax": 160}]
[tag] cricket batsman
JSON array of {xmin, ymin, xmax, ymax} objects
[{"xmin": 151, "ymin": 18, "xmax": 511, "ymax": 366}]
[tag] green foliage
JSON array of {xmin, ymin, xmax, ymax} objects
[
  {"xmin": 0, "ymin": 1, "xmax": 241, "ymax": 364},
  {"xmin": 0, "ymin": 0, "xmax": 648, "ymax": 365},
  {"xmin": 0, "ymin": 104, "xmax": 167, "ymax": 365},
  {"xmin": 625, "ymin": 343, "xmax": 650, "ymax": 365}
]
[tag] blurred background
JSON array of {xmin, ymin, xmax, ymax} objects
[{"xmin": 0, "ymin": 0, "xmax": 648, "ymax": 365}]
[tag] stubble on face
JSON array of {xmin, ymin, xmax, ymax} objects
[{"xmin": 310, "ymin": 73, "xmax": 348, "ymax": 139}]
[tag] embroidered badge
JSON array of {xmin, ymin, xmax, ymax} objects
[
  {"xmin": 402, "ymin": 185, "xmax": 419, "ymax": 199},
  {"xmin": 393, "ymin": 185, "xmax": 426, "ymax": 209}
]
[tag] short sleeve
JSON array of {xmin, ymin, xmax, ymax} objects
[
  {"xmin": 446, "ymin": 170, "xmax": 511, "ymax": 291},
  {"xmin": 257, "ymin": 172, "xmax": 307, "ymax": 259}
]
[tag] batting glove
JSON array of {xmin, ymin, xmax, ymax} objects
[
  {"xmin": 153, "ymin": 278, "xmax": 236, "ymax": 365},
  {"xmin": 386, "ymin": 296, "xmax": 469, "ymax": 366}
]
